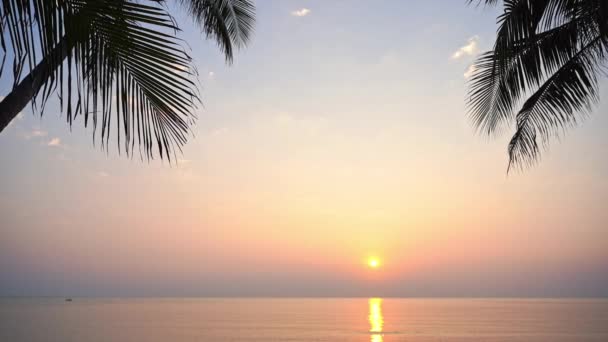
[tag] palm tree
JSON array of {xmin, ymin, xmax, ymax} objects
[
  {"xmin": 467, "ymin": 0, "xmax": 608, "ymax": 170},
  {"xmin": 0, "ymin": 0, "xmax": 254, "ymax": 160}
]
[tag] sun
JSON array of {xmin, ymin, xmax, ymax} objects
[{"xmin": 367, "ymin": 258, "xmax": 380, "ymax": 269}]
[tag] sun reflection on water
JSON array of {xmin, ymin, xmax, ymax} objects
[{"xmin": 368, "ymin": 298, "xmax": 384, "ymax": 342}]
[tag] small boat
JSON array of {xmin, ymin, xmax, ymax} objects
[{"xmin": 65, "ymin": 298, "xmax": 73, "ymax": 302}]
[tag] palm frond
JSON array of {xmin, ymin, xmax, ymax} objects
[
  {"xmin": 507, "ymin": 36, "xmax": 607, "ymax": 170},
  {"xmin": 174, "ymin": 0, "xmax": 255, "ymax": 63},
  {"xmin": 0, "ymin": 0, "xmax": 202, "ymax": 160},
  {"xmin": 69, "ymin": 0, "xmax": 198, "ymax": 160},
  {"xmin": 467, "ymin": 15, "xmax": 592, "ymax": 134},
  {"xmin": 1, "ymin": 0, "xmax": 257, "ymax": 159},
  {"xmin": 467, "ymin": 0, "xmax": 577, "ymax": 133},
  {"xmin": 467, "ymin": 0, "xmax": 501, "ymax": 6},
  {"xmin": 466, "ymin": 0, "xmax": 608, "ymax": 170},
  {"xmin": 0, "ymin": 0, "xmax": 62, "ymax": 90}
]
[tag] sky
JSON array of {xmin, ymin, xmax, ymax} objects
[{"xmin": 1, "ymin": 0, "xmax": 608, "ymax": 297}]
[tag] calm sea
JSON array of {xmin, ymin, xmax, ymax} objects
[{"xmin": 1, "ymin": 298, "xmax": 607, "ymax": 341}]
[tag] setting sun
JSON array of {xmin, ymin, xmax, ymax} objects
[{"xmin": 368, "ymin": 258, "xmax": 380, "ymax": 269}]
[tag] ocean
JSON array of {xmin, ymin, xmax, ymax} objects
[{"xmin": 1, "ymin": 298, "xmax": 607, "ymax": 341}]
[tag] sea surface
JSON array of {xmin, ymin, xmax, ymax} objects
[{"xmin": 1, "ymin": 298, "xmax": 607, "ymax": 341}]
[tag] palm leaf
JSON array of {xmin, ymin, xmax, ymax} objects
[
  {"xmin": 466, "ymin": 0, "xmax": 608, "ymax": 170},
  {"xmin": 0, "ymin": 0, "xmax": 255, "ymax": 160},
  {"xmin": 174, "ymin": 0, "xmax": 255, "ymax": 63},
  {"xmin": 507, "ymin": 36, "xmax": 607, "ymax": 170},
  {"xmin": 52, "ymin": 0, "xmax": 199, "ymax": 160},
  {"xmin": 467, "ymin": 15, "xmax": 592, "ymax": 134}
]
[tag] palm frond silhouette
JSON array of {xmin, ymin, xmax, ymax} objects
[
  {"xmin": 0, "ymin": 0, "xmax": 255, "ymax": 160},
  {"xmin": 467, "ymin": 0, "xmax": 608, "ymax": 170}
]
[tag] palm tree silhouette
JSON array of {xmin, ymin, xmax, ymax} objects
[
  {"xmin": 0, "ymin": 0, "xmax": 255, "ymax": 160},
  {"xmin": 467, "ymin": 0, "xmax": 608, "ymax": 170}
]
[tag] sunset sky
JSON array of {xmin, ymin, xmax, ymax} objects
[{"xmin": 1, "ymin": 0, "xmax": 607, "ymax": 297}]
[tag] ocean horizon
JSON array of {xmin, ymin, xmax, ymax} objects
[{"xmin": 2, "ymin": 297, "xmax": 607, "ymax": 341}]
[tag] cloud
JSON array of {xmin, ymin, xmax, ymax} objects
[
  {"xmin": 23, "ymin": 129, "xmax": 48, "ymax": 139},
  {"xmin": 451, "ymin": 36, "xmax": 479, "ymax": 60},
  {"xmin": 291, "ymin": 8, "xmax": 311, "ymax": 17},
  {"xmin": 47, "ymin": 137, "xmax": 62, "ymax": 147},
  {"xmin": 97, "ymin": 171, "xmax": 110, "ymax": 177},
  {"xmin": 31, "ymin": 129, "xmax": 47, "ymax": 137},
  {"xmin": 464, "ymin": 64, "xmax": 477, "ymax": 79}
]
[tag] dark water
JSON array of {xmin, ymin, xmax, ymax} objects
[{"xmin": 1, "ymin": 298, "xmax": 607, "ymax": 341}]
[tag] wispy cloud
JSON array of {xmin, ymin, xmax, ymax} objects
[
  {"xmin": 97, "ymin": 171, "xmax": 110, "ymax": 177},
  {"xmin": 47, "ymin": 137, "xmax": 62, "ymax": 147},
  {"xmin": 451, "ymin": 36, "xmax": 479, "ymax": 60},
  {"xmin": 23, "ymin": 129, "xmax": 48, "ymax": 139},
  {"xmin": 31, "ymin": 129, "xmax": 47, "ymax": 137},
  {"xmin": 291, "ymin": 8, "xmax": 311, "ymax": 17}
]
